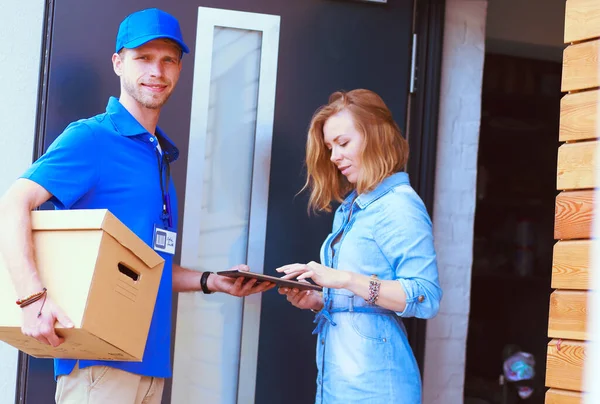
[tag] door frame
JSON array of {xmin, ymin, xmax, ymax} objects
[{"xmin": 405, "ymin": 0, "xmax": 445, "ymax": 375}]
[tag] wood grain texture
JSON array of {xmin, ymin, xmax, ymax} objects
[
  {"xmin": 554, "ymin": 190, "xmax": 595, "ymax": 239},
  {"xmin": 556, "ymin": 142, "xmax": 598, "ymax": 190},
  {"xmin": 562, "ymin": 40, "xmax": 600, "ymax": 92},
  {"xmin": 546, "ymin": 339, "xmax": 586, "ymax": 392},
  {"xmin": 560, "ymin": 90, "xmax": 600, "ymax": 142},
  {"xmin": 552, "ymin": 240, "xmax": 594, "ymax": 290},
  {"xmin": 546, "ymin": 388, "xmax": 584, "ymax": 404},
  {"xmin": 548, "ymin": 290, "xmax": 588, "ymax": 340},
  {"xmin": 565, "ymin": 0, "xmax": 600, "ymax": 43}
]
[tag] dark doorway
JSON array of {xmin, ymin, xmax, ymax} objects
[
  {"xmin": 19, "ymin": 0, "xmax": 444, "ymax": 403},
  {"xmin": 464, "ymin": 1, "xmax": 565, "ymax": 401}
]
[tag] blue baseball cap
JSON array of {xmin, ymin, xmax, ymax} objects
[{"xmin": 116, "ymin": 8, "xmax": 190, "ymax": 54}]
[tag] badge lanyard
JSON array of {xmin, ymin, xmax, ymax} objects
[
  {"xmin": 153, "ymin": 145, "xmax": 177, "ymax": 255},
  {"xmin": 155, "ymin": 148, "xmax": 172, "ymax": 228}
]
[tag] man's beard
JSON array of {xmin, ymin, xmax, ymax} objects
[{"xmin": 122, "ymin": 78, "xmax": 172, "ymax": 110}]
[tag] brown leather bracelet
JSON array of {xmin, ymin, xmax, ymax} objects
[{"xmin": 16, "ymin": 288, "xmax": 47, "ymax": 308}]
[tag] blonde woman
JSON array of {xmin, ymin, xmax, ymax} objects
[{"xmin": 278, "ymin": 89, "xmax": 442, "ymax": 404}]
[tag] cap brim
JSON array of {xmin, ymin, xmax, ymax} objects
[{"xmin": 122, "ymin": 34, "xmax": 190, "ymax": 54}]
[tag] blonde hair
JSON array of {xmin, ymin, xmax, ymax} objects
[{"xmin": 303, "ymin": 89, "xmax": 409, "ymax": 212}]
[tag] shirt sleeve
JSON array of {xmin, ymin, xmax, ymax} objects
[
  {"xmin": 373, "ymin": 187, "xmax": 442, "ymax": 319},
  {"xmin": 21, "ymin": 122, "xmax": 100, "ymax": 209}
]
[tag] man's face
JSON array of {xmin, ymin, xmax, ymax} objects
[{"xmin": 113, "ymin": 39, "xmax": 182, "ymax": 110}]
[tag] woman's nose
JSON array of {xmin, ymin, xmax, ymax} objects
[{"xmin": 330, "ymin": 148, "xmax": 341, "ymax": 162}]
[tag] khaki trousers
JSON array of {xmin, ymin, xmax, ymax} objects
[{"xmin": 55, "ymin": 362, "xmax": 165, "ymax": 404}]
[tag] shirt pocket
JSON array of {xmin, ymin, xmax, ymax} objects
[{"xmin": 349, "ymin": 313, "xmax": 391, "ymax": 343}]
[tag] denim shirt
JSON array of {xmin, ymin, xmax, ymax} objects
[{"xmin": 313, "ymin": 172, "xmax": 442, "ymax": 404}]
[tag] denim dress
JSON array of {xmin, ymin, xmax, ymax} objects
[{"xmin": 313, "ymin": 172, "xmax": 442, "ymax": 404}]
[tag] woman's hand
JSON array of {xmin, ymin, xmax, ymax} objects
[
  {"xmin": 278, "ymin": 285, "xmax": 324, "ymax": 311},
  {"xmin": 276, "ymin": 261, "xmax": 351, "ymax": 289}
]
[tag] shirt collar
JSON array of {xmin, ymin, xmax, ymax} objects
[
  {"xmin": 342, "ymin": 172, "xmax": 410, "ymax": 211},
  {"xmin": 106, "ymin": 96, "xmax": 179, "ymax": 162}
]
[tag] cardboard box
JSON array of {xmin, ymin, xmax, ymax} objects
[{"xmin": 0, "ymin": 209, "xmax": 164, "ymax": 361}]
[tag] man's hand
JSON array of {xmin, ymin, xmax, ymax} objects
[
  {"xmin": 208, "ymin": 265, "xmax": 275, "ymax": 297},
  {"xmin": 21, "ymin": 296, "xmax": 74, "ymax": 347}
]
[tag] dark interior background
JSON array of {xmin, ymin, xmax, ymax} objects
[
  {"xmin": 23, "ymin": 0, "xmax": 420, "ymax": 403},
  {"xmin": 464, "ymin": 53, "xmax": 561, "ymax": 404}
]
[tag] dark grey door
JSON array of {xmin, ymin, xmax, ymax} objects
[{"xmin": 20, "ymin": 0, "xmax": 443, "ymax": 403}]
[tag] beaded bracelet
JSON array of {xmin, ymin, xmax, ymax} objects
[
  {"xmin": 16, "ymin": 288, "xmax": 47, "ymax": 307},
  {"xmin": 367, "ymin": 275, "xmax": 381, "ymax": 305},
  {"xmin": 16, "ymin": 288, "xmax": 48, "ymax": 317}
]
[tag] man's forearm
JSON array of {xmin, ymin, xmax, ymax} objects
[
  {"xmin": 173, "ymin": 263, "xmax": 274, "ymax": 297},
  {"xmin": 0, "ymin": 199, "xmax": 44, "ymax": 297},
  {"xmin": 172, "ymin": 264, "xmax": 204, "ymax": 293}
]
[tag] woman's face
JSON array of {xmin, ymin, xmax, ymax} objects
[{"xmin": 323, "ymin": 109, "xmax": 364, "ymax": 184}]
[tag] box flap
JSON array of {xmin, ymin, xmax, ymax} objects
[
  {"xmin": 31, "ymin": 210, "xmax": 164, "ymax": 269},
  {"xmin": 100, "ymin": 212, "xmax": 165, "ymax": 269},
  {"xmin": 31, "ymin": 209, "xmax": 108, "ymax": 230}
]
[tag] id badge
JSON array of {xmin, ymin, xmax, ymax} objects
[{"xmin": 153, "ymin": 224, "xmax": 177, "ymax": 255}]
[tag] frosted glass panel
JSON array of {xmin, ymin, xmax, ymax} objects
[
  {"xmin": 200, "ymin": 26, "xmax": 261, "ymax": 271},
  {"xmin": 172, "ymin": 26, "xmax": 262, "ymax": 404}
]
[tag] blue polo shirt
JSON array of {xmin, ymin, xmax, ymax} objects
[{"xmin": 22, "ymin": 96, "xmax": 179, "ymax": 379}]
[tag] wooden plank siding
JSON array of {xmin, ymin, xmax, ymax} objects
[
  {"xmin": 552, "ymin": 240, "xmax": 594, "ymax": 290},
  {"xmin": 546, "ymin": 388, "xmax": 584, "ymax": 404},
  {"xmin": 548, "ymin": 290, "xmax": 588, "ymax": 340},
  {"xmin": 556, "ymin": 142, "xmax": 598, "ymax": 190},
  {"xmin": 548, "ymin": 1, "xmax": 599, "ymax": 402},
  {"xmin": 554, "ymin": 190, "xmax": 595, "ymax": 239},
  {"xmin": 562, "ymin": 39, "xmax": 600, "ymax": 92},
  {"xmin": 559, "ymin": 90, "xmax": 599, "ymax": 142},
  {"xmin": 565, "ymin": 0, "xmax": 600, "ymax": 44},
  {"xmin": 546, "ymin": 339, "xmax": 586, "ymax": 392}
]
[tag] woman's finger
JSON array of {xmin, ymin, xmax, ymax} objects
[
  {"xmin": 284, "ymin": 267, "xmax": 308, "ymax": 275},
  {"xmin": 276, "ymin": 263, "xmax": 303, "ymax": 273},
  {"xmin": 297, "ymin": 271, "xmax": 315, "ymax": 281},
  {"xmin": 275, "ymin": 264, "xmax": 292, "ymax": 273},
  {"xmin": 280, "ymin": 272, "xmax": 303, "ymax": 280}
]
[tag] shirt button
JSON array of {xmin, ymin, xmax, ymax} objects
[
  {"xmin": 321, "ymin": 339, "xmax": 325, "ymax": 345},
  {"xmin": 149, "ymin": 137, "xmax": 155, "ymax": 142},
  {"xmin": 418, "ymin": 295, "xmax": 425, "ymax": 303}
]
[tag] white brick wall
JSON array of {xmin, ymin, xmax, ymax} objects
[
  {"xmin": 423, "ymin": 1, "xmax": 487, "ymax": 403},
  {"xmin": 0, "ymin": 1, "xmax": 45, "ymax": 403}
]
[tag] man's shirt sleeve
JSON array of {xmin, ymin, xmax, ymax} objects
[{"xmin": 22, "ymin": 122, "xmax": 101, "ymax": 209}]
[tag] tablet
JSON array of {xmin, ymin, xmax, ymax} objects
[{"xmin": 217, "ymin": 269, "xmax": 323, "ymax": 292}]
